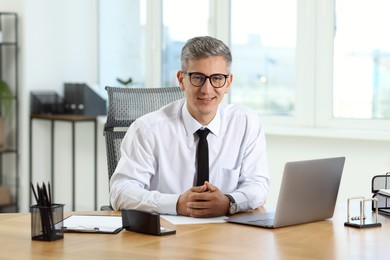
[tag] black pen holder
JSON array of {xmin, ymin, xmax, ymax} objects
[{"xmin": 30, "ymin": 203, "xmax": 65, "ymax": 241}]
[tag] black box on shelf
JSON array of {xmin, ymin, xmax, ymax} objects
[
  {"xmin": 64, "ymin": 83, "xmax": 107, "ymax": 116},
  {"xmin": 30, "ymin": 91, "xmax": 64, "ymax": 114}
]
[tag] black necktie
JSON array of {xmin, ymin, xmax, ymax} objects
[{"xmin": 196, "ymin": 128, "xmax": 210, "ymax": 186}]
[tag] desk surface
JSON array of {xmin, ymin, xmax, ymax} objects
[{"xmin": 1, "ymin": 205, "xmax": 389, "ymax": 260}]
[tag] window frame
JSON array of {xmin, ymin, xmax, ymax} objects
[{"xmin": 145, "ymin": 0, "xmax": 162, "ymax": 88}]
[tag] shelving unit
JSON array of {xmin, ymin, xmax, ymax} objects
[
  {"xmin": 29, "ymin": 114, "xmax": 98, "ymax": 211},
  {"xmin": 0, "ymin": 12, "xmax": 19, "ymax": 212}
]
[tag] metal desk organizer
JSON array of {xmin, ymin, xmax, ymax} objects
[
  {"xmin": 344, "ymin": 196, "xmax": 381, "ymax": 228},
  {"xmin": 371, "ymin": 173, "xmax": 390, "ymax": 215}
]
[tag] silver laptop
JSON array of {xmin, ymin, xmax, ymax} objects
[{"xmin": 227, "ymin": 157, "xmax": 345, "ymax": 228}]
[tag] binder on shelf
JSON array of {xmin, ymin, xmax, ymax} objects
[{"xmin": 64, "ymin": 83, "xmax": 107, "ymax": 116}]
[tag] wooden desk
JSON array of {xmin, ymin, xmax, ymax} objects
[{"xmin": 1, "ymin": 205, "xmax": 389, "ymax": 259}]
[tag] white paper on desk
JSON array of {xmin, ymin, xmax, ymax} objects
[
  {"xmin": 161, "ymin": 215, "xmax": 227, "ymax": 225},
  {"xmin": 378, "ymin": 189, "xmax": 390, "ymax": 196},
  {"xmin": 63, "ymin": 215, "xmax": 123, "ymax": 233}
]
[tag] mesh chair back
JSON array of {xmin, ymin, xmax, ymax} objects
[{"xmin": 104, "ymin": 86, "xmax": 185, "ymax": 180}]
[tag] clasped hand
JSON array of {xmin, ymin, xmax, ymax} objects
[{"xmin": 176, "ymin": 181, "xmax": 230, "ymax": 218}]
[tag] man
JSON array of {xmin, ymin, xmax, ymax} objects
[{"xmin": 110, "ymin": 36, "xmax": 270, "ymax": 218}]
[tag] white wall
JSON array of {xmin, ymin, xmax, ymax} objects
[
  {"xmin": 265, "ymin": 133, "xmax": 390, "ymax": 207},
  {"xmin": 24, "ymin": 1, "xmax": 98, "ymax": 89},
  {"xmin": 25, "ymin": 0, "xmax": 99, "ymax": 212},
  {"xmin": 2, "ymin": 0, "xmax": 390, "ymax": 213},
  {"xmin": 0, "ymin": 0, "xmax": 99, "ymax": 212}
]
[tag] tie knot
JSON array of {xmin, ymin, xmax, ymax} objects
[{"xmin": 196, "ymin": 128, "xmax": 210, "ymax": 140}]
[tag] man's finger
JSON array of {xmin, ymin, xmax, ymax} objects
[
  {"xmin": 187, "ymin": 200, "xmax": 210, "ymax": 209},
  {"xmin": 190, "ymin": 184, "xmax": 207, "ymax": 192},
  {"xmin": 204, "ymin": 181, "xmax": 218, "ymax": 192}
]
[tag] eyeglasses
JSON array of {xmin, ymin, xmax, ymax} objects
[{"xmin": 184, "ymin": 72, "xmax": 229, "ymax": 88}]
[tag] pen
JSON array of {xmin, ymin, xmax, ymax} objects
[
  {"xmin": 48, "ymin": 181, "xmax": 52, "ymax": 205},
  {"xmin": 42, "ymin": 182, "xmax": 54, "ymax": 235},
  {"xmin": 42, "ymin": 182, "xmax": 50, "ymax": 206},
  {"xmin": 31, "ymin": 182, "xmax": 39, "ymax": 204}
]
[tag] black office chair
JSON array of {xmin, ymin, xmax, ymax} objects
[{"xmin": 101, "ymin": 86, "xmax": 185, "ymax": 210}]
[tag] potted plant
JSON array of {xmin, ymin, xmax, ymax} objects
[{"xmin": 0, "ymin": 80, "xmax": 13, "ymax": 148}]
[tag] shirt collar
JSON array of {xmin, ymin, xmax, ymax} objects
[{"xmin": 182, "ymin": 101, "xmax": 221, "ymax": 137}]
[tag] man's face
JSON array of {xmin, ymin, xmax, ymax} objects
[{"xmin": 177, "ymin": 56, "xmax": 232, "ymax": 125}]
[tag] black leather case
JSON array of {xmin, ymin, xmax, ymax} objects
[{"xmin": 121, "ymin": 209, "xmax": 176, "ymax": 236}]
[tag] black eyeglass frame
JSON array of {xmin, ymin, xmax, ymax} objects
[{"xmin": 183, "ymin": 71, "xmax": 229, "ymax": 88}]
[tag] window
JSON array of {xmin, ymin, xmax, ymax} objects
[
  {"xmin": 99, "ymin": 0, "xmax": 146, "ymax": 89},
  {"xmin": 162, "ymin": 0, "xmax": 209, "ymax": 87},
  {"xmin": 333, "ymin": 0, "xmax": 390, "ymax": 119},
  {"xmin": 230, "ymin": 0, "xmax": 297, "ymax": 116}
]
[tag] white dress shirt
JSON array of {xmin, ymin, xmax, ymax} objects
[{"xmin": 110, "ymin": 99, "xmax": 270, "ymax": 215}]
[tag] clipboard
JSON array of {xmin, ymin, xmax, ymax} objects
[{"xmin": 63, "ymin": 215, "xmax": 123, "ymax": 234}]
